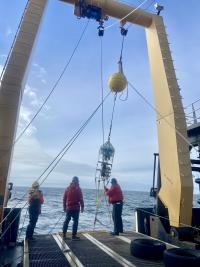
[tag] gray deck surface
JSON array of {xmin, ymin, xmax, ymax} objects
[
  {"xmin": 65, "ymin": 233, "xmax": 123, "ymax": 267},
  {"xmin": 0, "ymin": 245, "xmax": 23, "ymax": 267},
  {"xmin": 90, "ymin": 231, "xmax": 165, "ymax": 267},
  {"xmin": 27, "ymin": 231, "xmax": 166, "ymax": 267}
]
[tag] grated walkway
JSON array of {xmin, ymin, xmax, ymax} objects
[{"xmin": 26, "ymin": 231, "xmax": 167, "ymax": 267}]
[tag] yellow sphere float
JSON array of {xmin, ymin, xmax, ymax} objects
[{"xmin": 108, "ymin": 71, "xmax": 127, "ymax": 93}]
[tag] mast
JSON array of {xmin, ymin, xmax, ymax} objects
[{"xmin": 0, "ymin": 0, "xmax": 48, "ymax": 224}]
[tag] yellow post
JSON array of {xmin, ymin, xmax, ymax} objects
[
  {"xmin": 145, "ymin": 16, "xmax": 193, "ymax": 226},
  {"xmin": 0, "ymin": 0, "xmax": 48, "ymax": 225}
]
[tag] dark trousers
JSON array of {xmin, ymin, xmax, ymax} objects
[
  {"xmin": 26, "ymin": 212, "xmax": 39, "ymax": 238},
  {"xmin": 112, "ymin": 201, "xmax": 123, "ymax": 234},
  {"xmin": 63, "ymin": 210, "xmax": 80, "ymax": 236}
]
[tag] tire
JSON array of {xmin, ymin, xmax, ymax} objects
[
  {"xmin": 130, "ymin": 238, "xmax": 166, "ymax": 260},
  {"xmin": 164, "ymin": 248, "xmax": 200, "ymax": 267}
]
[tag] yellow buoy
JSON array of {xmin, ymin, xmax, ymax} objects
[{"xmin": 108, "ymin": 72, "xmax": 127, "ymax": 93}]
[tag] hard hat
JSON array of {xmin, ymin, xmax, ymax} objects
[
  {"xmin": 111, "ymin": 178, "xmax": 117, "ymax": 184},
  {"xmin": 32, "ymin": 181, "xmax": 39, "ymax": 188},
  {"xmin": 72, "ymin": 176, "xmax": 79, "ymax": 183}
]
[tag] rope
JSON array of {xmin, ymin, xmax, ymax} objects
[
  {"xmin": 48, "ymin": 212, "xmax": 65, "ymax": 234},
  {"xmin": 108, "ymin": 93, "xmax": 118, "ymax": 141},
  {"xmin": 0, "ymin": 20, "xmax": 90, "ymax": 227},
  {"xmin": 118, "ymin": 32, "xmax": 129, "ymax": 101},
  {"xmin": 38, "ymin": 92, "xmax": 111, "ymax": 187},
  {"xmin": 0, "ymin": 202, "xmax": 28, "ymax": 241},
  {"xmin": 94, "ymin": 179, "xmax": 101, "ymax": 230},
  {"xmin": 94, "ymin": 179, "xmax": 112, "ymax": 230},
  {"xmin": 0, "ymin": 19, "xmax": 90, "ymax": 171},
  {"xmin": 119, "ymin": 35, "xmax": 125, "ymax": 62},
  {"xmin": 127, "ymin": 0, "xmax": 156, "ymax": 30},
  {"xmin": 119, "ymin": 84, "xmax": 129, "ymax": 101},
  {"xmin": 0, "ymin": 0, "xmax": 30, "ymax": 82},
  {"xmin": 103, "ymin": 179, "xmax": 112, "ymax": 224},
  {"xmin": 0, "ymin": 92, "xmax": 111, "ymax": 234},
  {"xmin": 100, "ymin": 36, "xmax": 105, "ymax": 144},
  {"xmin": 14, "ymin": 19, "xmax": 90, "ymax": 145},
  {"xmin": 104, "ymin": 0, "xmax": 149, "ymax": 30},
  {"xmin": 128, "ymin": 81, "xmax": 199, "ymax": 153},
  {"xmin": 135, "ymin": 207, "xmax": 200, "ymax": 232}
]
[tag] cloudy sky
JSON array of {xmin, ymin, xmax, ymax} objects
[{"xmin": 0, "ymin": 0, "xmax": 199, "ymax": 191}]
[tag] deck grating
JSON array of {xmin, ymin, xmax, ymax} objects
[
  {"xmin": 27, "ymin": 231, "xmax": 167, "ymax": 266},
  {"xmin": 28, "ymin": 235, "xmax": 71, "ymax": 267}
]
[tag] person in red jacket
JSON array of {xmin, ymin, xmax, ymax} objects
[
  {"xmin": 104, "ymin": 178, "xmax": 123, "ymax": 235},
  {"xmin": 63, "ymin": 176, "xmax": 84, "ymax": 240},
  {"xmin": 26, "ymin": 181, "xmax": 44, "ymax": 240}
]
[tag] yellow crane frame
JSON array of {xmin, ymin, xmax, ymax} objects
[{"xmin": 0, "ymin": 0, "xmax": 193, "ymax": 228}]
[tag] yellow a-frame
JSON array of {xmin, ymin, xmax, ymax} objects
[{"xmin": 0, "ymin": 0, "xmax": 193, "ymax": 229}]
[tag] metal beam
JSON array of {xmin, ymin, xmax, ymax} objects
[
  {"xmin": 60, "ymin": 0, "xmax": 154, "ymax": 27},
  {"xmin": 145, "ymin": 16, "xmax": 193, "ymax": 227}
]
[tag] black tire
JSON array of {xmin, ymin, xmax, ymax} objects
[
  {"xmin": 164, "ymin": 248, "xmax": 200, "ymax": 267},
  {"xmin": 130, "ymin": 238, "xmax": 166, "ymax": 260}
]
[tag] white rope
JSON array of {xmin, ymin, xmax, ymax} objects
[
  {"xmin": 128, "ymin": 81, "xmax": 199, "ymax": 153},
  {"xmin": 104, "ymin": 0, "xmax": 150, "ymax": 30}
]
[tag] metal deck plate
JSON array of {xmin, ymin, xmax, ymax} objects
[{"xmin": 28, "ymin": 235, "xmax": 71, "ymax": 267}]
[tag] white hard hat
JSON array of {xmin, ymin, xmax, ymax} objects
[{"xmin": 32, "ymin": 181, "xmax": 39, "ymax": 188}]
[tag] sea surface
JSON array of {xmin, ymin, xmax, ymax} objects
[{"xmin": 7, "ymin": 187, "xmax": 199, "ymax": 240}]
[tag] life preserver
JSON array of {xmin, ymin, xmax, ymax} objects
[
  {"xmin": 130, "ymin": 238, "xmax": 166, "ymax": 260},
  {"xmin": 164, "ymin": 248, "xmax": 200, "ymax": 267}
]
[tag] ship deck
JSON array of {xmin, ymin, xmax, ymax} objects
[{"xmin": 24, "ymin": 230, "xmax": 175, "ymax": 267}]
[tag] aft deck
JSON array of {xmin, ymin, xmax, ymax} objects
[{"xmin": 24, "ymin": 230, "xmax": 174, "ymax": 267}]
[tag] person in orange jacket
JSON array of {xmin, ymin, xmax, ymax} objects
[
  {"xmin": 104, "ymin": 178, "xmax": 123, "ymax": 235},
  {"xmin": 63, "ymin": 176, "xmax": 84, "ymax": 240},
  {"xmin": 26, "ymin": 181, "xmax": 44, "ymax": 240}
]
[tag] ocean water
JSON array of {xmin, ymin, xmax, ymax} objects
[
  {"xmin": 8, "ymin": 187, "xmax": 199, "ymax": 239},
  {"xmin": 8, "ymin": 187, "xmax": 155, "ymax": 239}
]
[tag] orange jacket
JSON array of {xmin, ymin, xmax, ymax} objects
[
  {"xmin": 105, "ymin": 184, "xmax": 123, "ymax": 204},
  {"xmin": 63, "ymin": 182, "xmax": 84, "ymax": 211}
]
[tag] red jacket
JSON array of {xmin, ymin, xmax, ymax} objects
[
  {"xmin": 63, "ymin": 182, "xmax": 84, "ymax": 211},
  {"xmin": 105, "ymin": 184, "xmax": 123, "ymax": 204}
]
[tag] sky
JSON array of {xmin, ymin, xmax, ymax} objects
[{"xmin": 0, "ymin": 0, "xmax": 200, "ymax": 192}]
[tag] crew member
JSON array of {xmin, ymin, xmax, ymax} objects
[
  {"xmin": 26, "ymin": 181, "xmax": 44, "ymax": 240},
  {"xmin": 63, "ymin": 176, "xmax": 84, "ymax": 240},
  {"xmin": 104, "ymin": 178, "xmax": 123, "ymax": 235}
]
